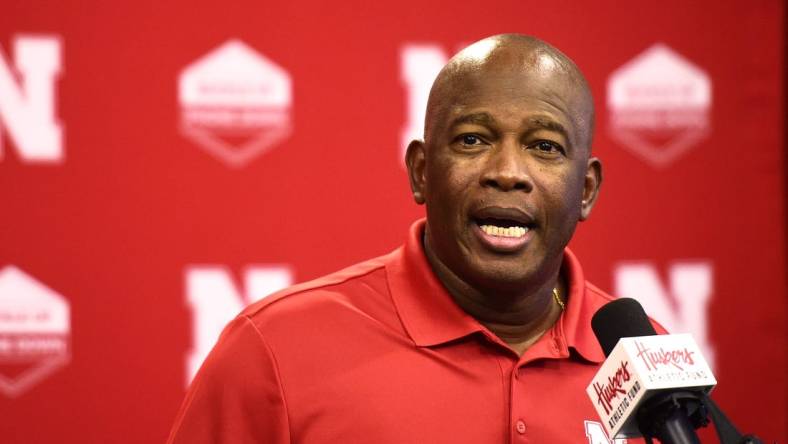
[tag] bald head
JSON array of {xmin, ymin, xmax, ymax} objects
[{"xmin": 424, "ymin": 34, "xmax": 595, "ymax": 151}]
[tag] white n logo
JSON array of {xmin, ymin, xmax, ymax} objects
[
  {"xmin": 0, "ymin": 35, "xmax": 63, "ymax": 163},
  {"xmin": 614, "ymin": 261, "xmax": 714, "ymax": 368},
  {"xmin": 184, "ymin": 265, "xmax": 292, "ymax": 385}
]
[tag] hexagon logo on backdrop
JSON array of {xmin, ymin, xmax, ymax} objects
[
  {"xmin": 0, "ymin": 266, "xmax": 70, "ymax": 397},
  {"xmin": 607, "ymin": 44, "xmax": 712, "ymax": 168},
  {"xmin": 178, "ymin": 39, "xmax": 292, "ymax": 168}
]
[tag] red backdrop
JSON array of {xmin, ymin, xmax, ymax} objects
[{"xmin": 0, "ymin": 1, "xmax": 784, "ymax": 443}]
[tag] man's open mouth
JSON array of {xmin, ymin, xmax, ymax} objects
[
  {"xmin": 475, "ymin": 218, "xmax": 530, "ymax": 238},
  {"xmin": 470, "ymin": 207, "xmax": 535, "ymax": 252}
]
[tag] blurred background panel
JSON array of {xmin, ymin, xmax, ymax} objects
[{"xmin": 0, "ymin": 1, "xmax": 783, "ymax": 442}]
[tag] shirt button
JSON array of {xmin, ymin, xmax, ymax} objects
[{"xmin": 515, "ymin": 420, "xmax": 526, "ymax": 434}]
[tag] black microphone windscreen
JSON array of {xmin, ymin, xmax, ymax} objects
[{"xmin": 591, "ymin": 298, "xmax": 658, "ymax": 357}]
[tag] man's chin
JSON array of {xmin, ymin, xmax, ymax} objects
[{"xmin": 463, "ymin": 261, "xmax": 541, "ymax": 294}]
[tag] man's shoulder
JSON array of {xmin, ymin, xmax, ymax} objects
[{"xmin": 238, "ymin": 250, "xmax": 398, "ymax": 330}]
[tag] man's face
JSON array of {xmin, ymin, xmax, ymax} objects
[{"xmin": 407, "ymin": 59, "xmax": 601, "ymax": 294}]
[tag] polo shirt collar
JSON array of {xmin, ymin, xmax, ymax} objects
[
  {"xmin": 557, "ymin": 246, "xmax": 606, "ymax": 363},
  {"xmin": 385, "ymin": 220, "xmax": 485, "ymax": 347},
  {"xmin": 386, "ymin": 219, "xmax": 606, "ymax": 364}
]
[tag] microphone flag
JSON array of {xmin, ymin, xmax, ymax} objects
[{"xmin": 585, "ymin": 333, "xmax": 716, "ymax": 439}]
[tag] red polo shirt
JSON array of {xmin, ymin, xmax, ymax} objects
[{"xmin": 169, "ymin": 220, "xmax": 657, "ymax": 443}]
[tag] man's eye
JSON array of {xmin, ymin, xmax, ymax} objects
[
  {"xmin": 461, "ymin": 134, "xmax": 482, "ymax": 145},
  {"xmin": 532, "ymin": 140, "xmax": 563, "ymax": 154}
]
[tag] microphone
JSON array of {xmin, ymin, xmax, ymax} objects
[{"xmin": 586, "ymin": 298, "xmax": 716, "ymax": 444}]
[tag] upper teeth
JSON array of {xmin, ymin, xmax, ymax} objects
[{"xmin": 480, "ymin": 225, "xmax": 528, "ymax": 238}]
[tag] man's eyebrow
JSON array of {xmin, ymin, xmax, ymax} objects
[
  {"xmin": 447, "ymin": 113, "xmax": 574, "ymax": 143},
  {"xmin": 524, "ymin": 117, "xmax": 570, "ymax": 141},
  {"xmin": 448, "ymin": 112, "xmax": 497, "ymax": 129}
]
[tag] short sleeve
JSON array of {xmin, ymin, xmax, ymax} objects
[{"xmin": 167, "ymin": 316, "xmax": 291, "ymax": 444}]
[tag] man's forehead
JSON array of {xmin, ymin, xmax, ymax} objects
[
  {"xmin": 425, "ymin": 35, "xmax": 595, "ymax": 146},
  {"xmin": 440, "ymin": 40, "xmax": 589, "ymax": 111},
  {"xmin": 441, "ymin": 67, "xmax": 584, "ymax": 106},
  {"xmin": 437, "ymin": 65, "xmax": 590, "ymax": 139}
]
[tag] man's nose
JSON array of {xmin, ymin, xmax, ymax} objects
[{"xmin": 479, "ymin": 142, "xmax": 533, "ymax": 192}]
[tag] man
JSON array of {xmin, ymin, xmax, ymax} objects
[{"xmin": 168, "ymin": 34, "xmax": 645, "ymax": 443}]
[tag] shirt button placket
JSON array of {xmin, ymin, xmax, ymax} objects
[{"xmin": 512, "ymin": 366, "xmax": 528, "ymax": 441}]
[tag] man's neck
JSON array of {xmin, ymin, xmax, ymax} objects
[{"xmin": 423, "ymin": 235, "xmax": 565, "ymax": 356}]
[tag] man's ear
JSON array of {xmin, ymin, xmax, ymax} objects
[
  {"xmin": 580, "ymin": 157, "xmax": 602, "ymax": 221},
  {"xmin": 405, "ymin": 140, "xmax": 427, "ymax": 205}
]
